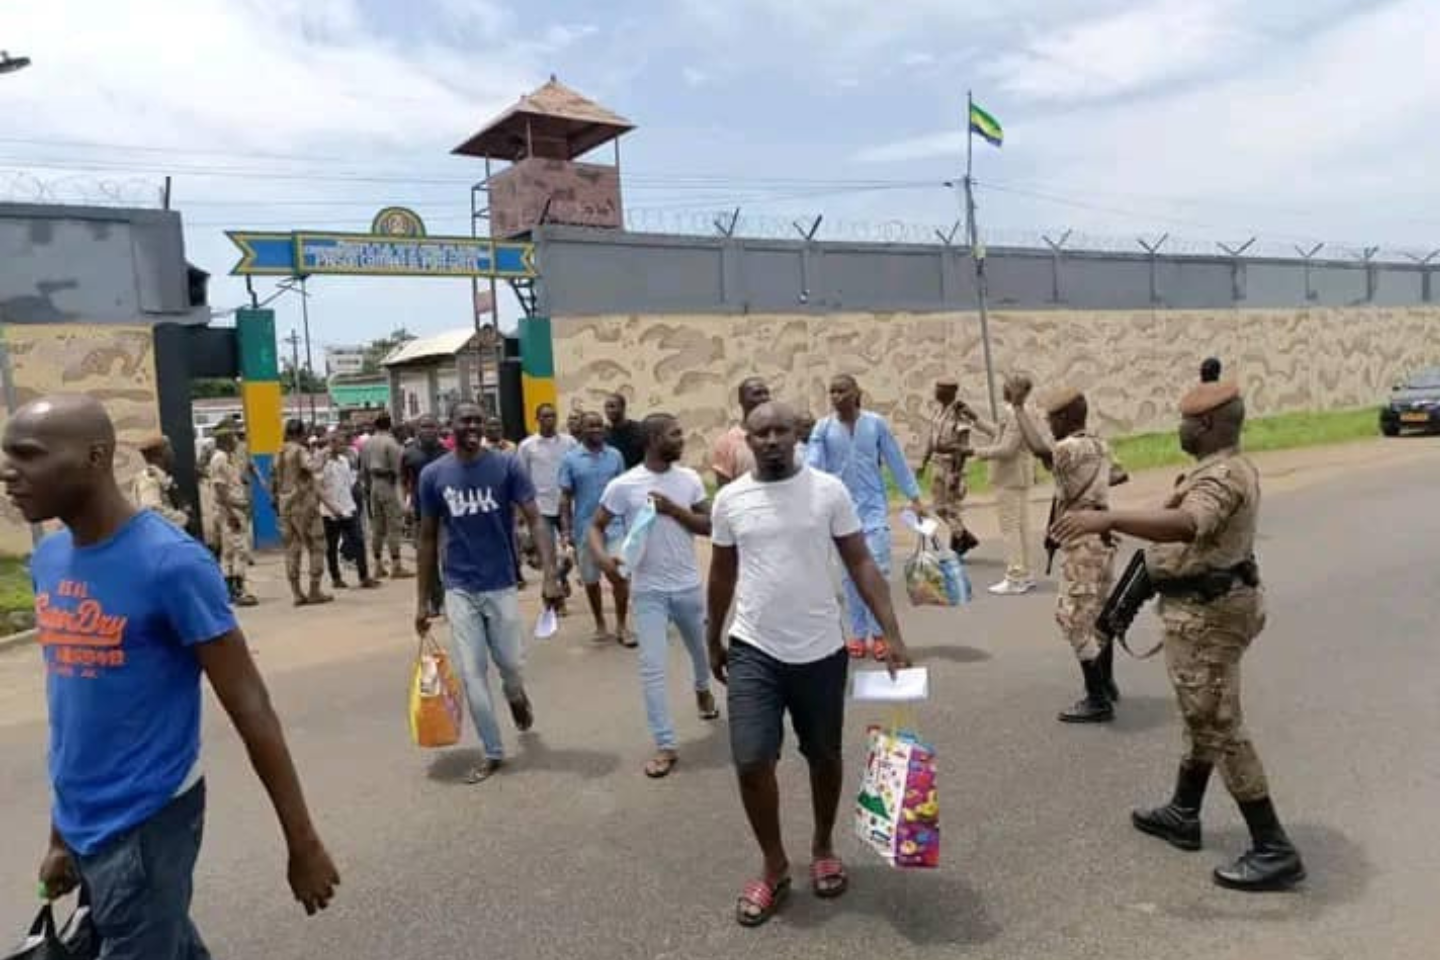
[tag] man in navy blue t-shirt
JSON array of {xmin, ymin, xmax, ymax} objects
[
  {"xmin": 416, "ymin": 401, "xmax": 563, "ymax": 784},
  {"xmin": 5, "ymin": 395, "xmax": 338, "ymax": 959}
]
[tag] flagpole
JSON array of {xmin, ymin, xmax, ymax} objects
[{"xmin": 965, "ymin": 90, "xmax": 1000, "ymax": 421}]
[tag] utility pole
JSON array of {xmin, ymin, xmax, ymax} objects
[
  {"xmin": 298, "ymin": 275, "xmax": 317, "ymax": 424},
  {"xmin": 284, "ymin": 330, "xmax": 302, "ymax": 419},
  {"xmin": 964, "ymin": 90, "xmax": 1000, "ymax": 421}
]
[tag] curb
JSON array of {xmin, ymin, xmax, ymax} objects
[{"xmin": 0, "ymin": 628, "xmax": 35, "ymax": 653}]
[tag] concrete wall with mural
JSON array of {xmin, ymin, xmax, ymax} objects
[
  {"xmin": 0, "ymin": 324, "xmax": 161, "ymax": 555},
  {"xmin": 552, "ymin": 306, "xmax": 1437, "ymax": 467}
]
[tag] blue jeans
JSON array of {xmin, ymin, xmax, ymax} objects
[
  {"xmin": 75, "ymin": 781, "xmax": 210, "ymax": 960},
  {"xmin": 446, "ymin": 587, "xmax": 526, "ymax": 761},
  {"xmin": 633, "ymin": 587, "xmax": 711, "ymax": 751},
  {"xmin": 842, "ymin": 525, "xmax": 892, "ymax": 640}
]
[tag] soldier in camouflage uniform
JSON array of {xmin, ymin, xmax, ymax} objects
[
  {"xmin": 921, "ymin": 378, "xmax": 984, "ymax": 556},
  {"xmin": 130, "ymin": 435, "xmax": 190, "ymax": 529},
  {"xmin": 1054, "ymin": 381, "xmax": 1305, "ymax": 892},
  {"xmin": 1016, "ymin": 386, "xmax": 1119, "ymax": 723},
  {"xmin": 209, "ymin": 430, "xmax": 258, "ymax": 606},
  {"xmin": 361, "ymin": 413, "xmax": 412, "ymax": 579},
  {"xmin": 272, "ymin": 419, "xmax": 334, "ymax": 606}
]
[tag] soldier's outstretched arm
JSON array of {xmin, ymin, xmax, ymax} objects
[
  {"xmin": 1054, "ymin": 507, "xmax": 1195, "ymax": 545},
  {"xmin": 1013, "ymin": 406, "xmax": 1053, "ymax": 466}
]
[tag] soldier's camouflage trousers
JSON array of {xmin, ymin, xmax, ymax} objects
[
  {"xmin": 369, "ymin": 483, "xmax": 404, "ymax": 559},
  {"xmin": 220, "ymin": 511, "xmax": 251, "ymax": 578},
  {"xmin": 282, "ymin": 507, "xmax": 326, "ymax": 585},
  {"xmin": 1161, "ymin": 591, "xmax": 1270, "ymax": 802},
  {"xmin": 931, "ymin": 461, "xmax": 968, "ymax": 535},
  {"xmin": 1056, "ymin": 533, "xmax": 1115, "ymax": 661}
]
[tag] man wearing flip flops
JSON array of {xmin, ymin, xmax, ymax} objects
[
  {"xmin": 589, "ymin": 413, "xmax": 719, "ymax": 779},
  {"xmin": 806, "ymin": 374, "xmax": 925, "ymax": 664},
  {"xmin": 709, "ymin": 401, "xmax": 913, "ymax": 927}
]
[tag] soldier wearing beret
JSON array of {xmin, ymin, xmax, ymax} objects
[
  {"xmin": 130, "ymin": 435, "xmax": 190, "ymax": 529},
  {"xmin": 1015, "ymin": 386, "xmax": 1119, "ymax": 723},
  {"xmin": 1052, "ymin": 382, "xmax": 1305, "ymax": 892}
]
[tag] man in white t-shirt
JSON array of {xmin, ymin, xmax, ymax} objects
[
  {"xmin": 519, "ymin": 403, "xmax": 578, "ymax": 590},
  {"xmin": 707, "ymin": 401, "xmax": 912, "ymax": 928},
  {"xmin": 590, "ymin": 413, "xmax": 719, "ymax": 779}
]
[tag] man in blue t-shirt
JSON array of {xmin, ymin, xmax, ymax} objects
[
  {"xmin": 415, "ymin": 401, "xmax": 562, "ymax": 785},
  {"xmin": 5, "ymin": 395, "xmax": 338, "ymax": 960},
  {"xmin": 557, "ymin": 411, "xmax": 630, "ymax": 645}
]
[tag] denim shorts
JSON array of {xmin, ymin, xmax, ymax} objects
[
  {"xmin": 74, "ymin": 780, "xmax": 210, "ymax": 960},
  {"xmin": 726, "ymin": 639, "xmax": 848, "ymax": 769},
  {"xmin": 576, "ymin": 532, "xmax": 622, "ymax": 585}
]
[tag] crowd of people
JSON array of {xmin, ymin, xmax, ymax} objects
[{"xmin": 7, "ymin": 350, "xmax": 1306, "ymax": 954}]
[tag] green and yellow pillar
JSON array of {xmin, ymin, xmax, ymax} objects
[
  {"xmin": 519, "ymin": 316, "xmax": 557, "ymax": 434},
  {"xmin": 236, "ymin": 308, "xmax": 283, "ymax": 548}
]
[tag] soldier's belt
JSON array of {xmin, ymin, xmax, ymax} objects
[
  {"xmin": 368, "ymin": 470, "xmax": 398, "ymax": 480},
  {"xmin": 1153, "ymin": 559, "xmax": 1259, "ymax": 603}
]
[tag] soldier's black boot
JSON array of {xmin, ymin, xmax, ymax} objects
[
  {"xmin": 1097, "ymin": 640, "xmax": 1120, "ymax": 702},
  {"xmin": 1132, "ymin": 762, "xmax": 1211, "ymax": 851},
  {"xmin": 1058, "ymin": 659, "xmax": 1114, "ymax": 723},
  {"xmin": 1213, "ymin": 796, "xmax": 1306, "ymax": 892}
]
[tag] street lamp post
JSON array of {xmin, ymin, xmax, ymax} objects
[{"xmin": 0, "ymin": 52, "xmax": 32, "ymax": 75}]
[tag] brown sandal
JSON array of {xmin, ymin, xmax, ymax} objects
[
  {"xmin": 464, "ymin": 758, "xmax": 504, "ymax": 784},
  {"xmin": 697, "ymin": 690, "xmax": 720, "ymax": 721},
  {"xmin": 644, "ymin": 751, "xmax": 678, "ymax": 779}
]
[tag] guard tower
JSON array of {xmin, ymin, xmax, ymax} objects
[{"xmin": 452, "ymin": 77, "xmax": 633, "ymax": 432}]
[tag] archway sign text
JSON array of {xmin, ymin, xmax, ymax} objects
[{"xmin": 226, "ymin": 207, "xmax": 536, "ymax": 278}]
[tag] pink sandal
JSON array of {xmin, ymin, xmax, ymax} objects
[
  {"xmin": 735, "ymin": 875, "xmax": 791, "ymax": 927},
  {"xmin": 810, "ymin": 857, "xmax": 850, "ymax": 899}
]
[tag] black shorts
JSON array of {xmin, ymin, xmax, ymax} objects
[{"xmin": 727, "ymin": 639, "xmax": 848, "ymax": 769}]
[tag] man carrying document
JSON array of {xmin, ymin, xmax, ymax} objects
[{"xmin": 707, "ymin": 401, "xmax": 913, "ymax": 929}]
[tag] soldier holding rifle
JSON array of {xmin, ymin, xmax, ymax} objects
[{"xmin": 1052, "ymin": 381, "xmax": 1305, "ymax": 892}]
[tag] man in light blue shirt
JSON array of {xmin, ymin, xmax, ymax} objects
[
  {"xmin": 807, "ymin": 374, "xmax": 924, "ymax": 661},
  {"xmin": 558, "ymin": 412, "xmax": 630, "ymax": 645}
]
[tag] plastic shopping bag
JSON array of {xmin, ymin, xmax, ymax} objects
[
  {"xmin": 854, "ymin": 726, "xmax": 941, "ymax": 869},
  {"xmin": 904, "ymin": 535, "xmax": 971, "ymax": 607},
  {"xmin": 4, "ymin": 895, "xmax": 97, "ymax": 960},
  {"xmin": 408, "ymin": 633, "xmax": 465, "ymax": 748},
  {"xmin": 617, "ymin": 498, "xmax": 658, "ymax": 578}
]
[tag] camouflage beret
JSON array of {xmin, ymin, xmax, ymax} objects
[
  {"xmin": 137, "ymin": 434, "xmax": 167, "ymax": 452},
  {"xmin": 1039, "ymin": 386, "xmax": 1083, "ymax": 414},
  {"xmin": 1179, "ymin": 380, "xmax": 1241, "ymax": 417}
]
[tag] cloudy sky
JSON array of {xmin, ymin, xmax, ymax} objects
[{"xmin": 2, "ymin": 0, "xmax": 1435, "ymax": 352}]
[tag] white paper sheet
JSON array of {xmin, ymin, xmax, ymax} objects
[
  {"xmin": 851, "ymin": 667, "xmax": 930, "ymax": 702},
  {"xmin": 899, "ymin": 509, "xmax": 940, "ymax": 538},
  {"xmin": 534, "ymin": 607, "xmax": 559, "ymax": 640}
]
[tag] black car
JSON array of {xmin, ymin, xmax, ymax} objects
[{"xmin": 1380, "ymin": 367, "xmax": 1440, "ymax": 436}]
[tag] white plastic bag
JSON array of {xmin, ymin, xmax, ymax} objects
[{"xmin": 617, "ymin": 498, "xmax": 658, "ymax": 578}]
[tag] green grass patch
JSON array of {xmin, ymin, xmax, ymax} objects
[
  {"xmin": 906, "ymin": 406, "xmax": 1381, "ymax": 500},
  {"xmin": 0, "ymin": 555, "xmax": 32, "ymax": 617}
]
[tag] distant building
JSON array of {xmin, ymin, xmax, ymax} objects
[
  {"xmin": 328, "ymin": 374, "xmax": 391, "ymax": 415},
  {"xmin": 382, "ymin": 328, "xmax": 501, "ymax": 421},
  {"xmin": 324, "ymin": 345, "xmax": 366, "ymax": 377}
]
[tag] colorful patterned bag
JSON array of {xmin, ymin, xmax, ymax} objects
[
  {"xmin": 904, "ymin": 535, "xmax": 971, "ymax": 607},
  {"xmin": 854, "ymin": 725, "xmax": 941, "ymax": 869},
  {"xmin": 408, "ymin": 633, "xmax": 464, "ymax": 748}
]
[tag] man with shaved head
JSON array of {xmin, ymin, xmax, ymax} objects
[
  {"xmin": 711, "ymin": 376, "xmax": 772, "ymax": 489},
  {"xmin": 709, "ymin": 400, "xmax": 913, "ymax": 926},
  {"xmin": 1054, "ymin": 382, "xmax": 1305, "ymax": 892},
  {"xmin": 5, "ymin": 395, "xmax": 338, "ymax": 956}
]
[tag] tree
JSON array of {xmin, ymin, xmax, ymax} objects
[
  {"xmin": 280, "ymin": 359, "xmax": 326, "ymax": 395},
  {"xmin": 362, "ymin": 327, "xmax": 416, "ymax": 374},
  {"xmin": 190, "ymin": 378, "xmax": 239, "ymax": 399}
]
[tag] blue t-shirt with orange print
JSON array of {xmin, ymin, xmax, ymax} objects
[{"xmin": 31, "ymin": 510, "xmax": 236, "ymax": 855}]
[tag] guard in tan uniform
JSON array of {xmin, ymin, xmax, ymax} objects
[
  {"xmin": 1016, "ymin": 386, "xmax": 1119, "ymax": 723},
  {"xmin": 130, "ymin": 435, "xmax": 190, "ymax": 528},
  {"xmin": 1054, "ymin": 382, "xmax": 1305, "ymax": 892},
  {"xmin": 272, "ymin": 419, "xmax": 334, "ymax": 607},
  {"xmin": 362, "ymin": 413, "xmax": 412, "ymax": 578},
  {"xmin": 921, "ymin": 378, "xmax": 983, "ymax": 556},
  {"xmin": 209, "ymin": 430, "xmax": 258, "ymax": 607},
  {"xmin": 973, "ymin": 373, "xmax": 1036, "ymax": 594}
]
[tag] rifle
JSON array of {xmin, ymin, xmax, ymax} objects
[
  {"xmin": 1043, "ymin": 495, "xmax": 1059, "ymax": 575},
  {"xmin": 1096, "ymin": 549, "xmax": 1161, "ymax": 658}
]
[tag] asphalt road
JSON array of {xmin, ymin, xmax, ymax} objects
[{"xmin": 0, "ymin": 443, "xmax": 1437, "ymax": 960}]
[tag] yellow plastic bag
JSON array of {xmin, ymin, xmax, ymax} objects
[{"xmin": 408, "ymin": 633, "xmax": 464, "ymax": 748}]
